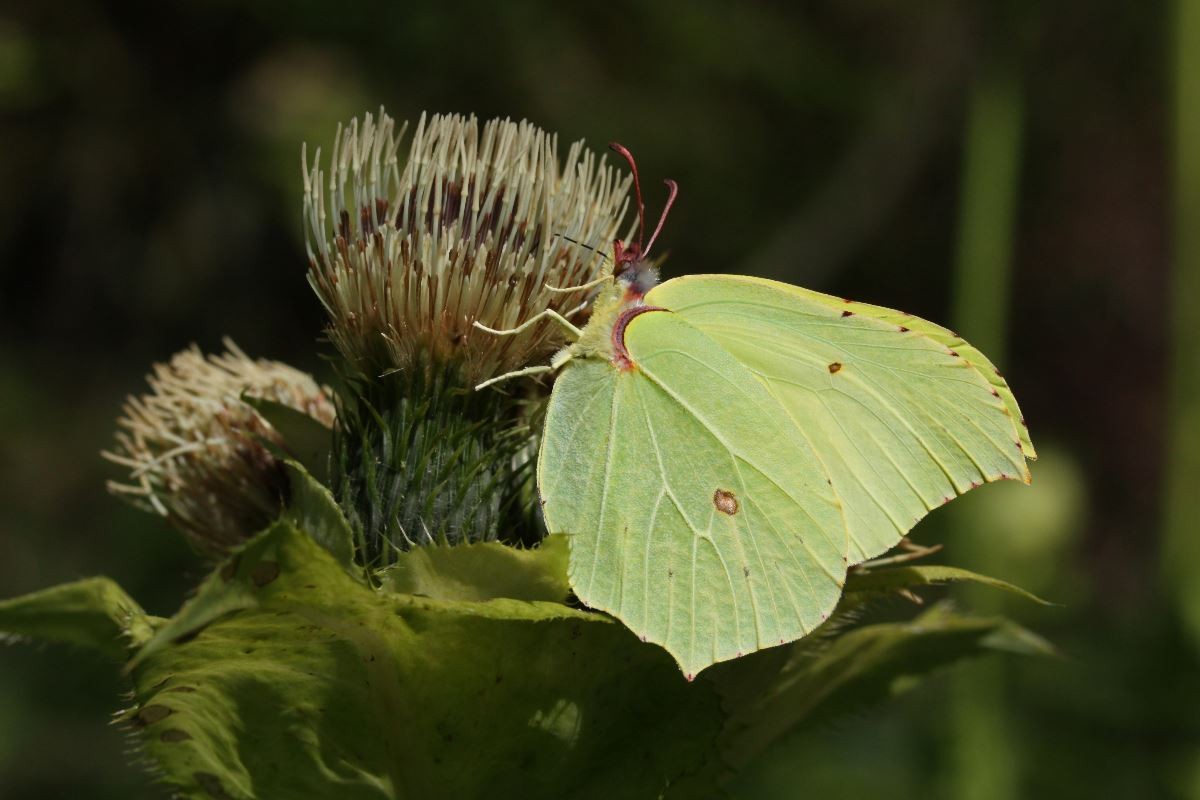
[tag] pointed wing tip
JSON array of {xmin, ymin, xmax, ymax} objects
[
  {"xmin": 1014, "ymin": 463, "xmax": 1034, "ymax": 485},
  {"xmin": 672, "ymin": 653, "xmax": 717, "ymax": 681}
]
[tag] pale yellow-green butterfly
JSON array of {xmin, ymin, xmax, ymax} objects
[{"xmin": 476, "ymin": 144, "xmax": 1035, "ymax": 678}]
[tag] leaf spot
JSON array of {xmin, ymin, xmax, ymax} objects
[
  {"xmin": 219, "ymin": 555, "xmax": 241, "ymax": 583},
  {"xmin": 137, "ymin": 704, "xmax": 173, "ymax": 726},
  {"xmin": 713, "ymin": 488, "xmax": 739, "ymax": 515},
  {"xmin": 251, "ymin": 560, "xmax": 281, "ymax": 587},
  {"xmin": 194, "ymin": 771, "xmax": 235, "ymax": 800}
]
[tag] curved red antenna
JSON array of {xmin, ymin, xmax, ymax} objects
[
  {"xmin": 609, "ymin": 142, "xmax": 646, "ymax": 255},
  {"xmin": 644, "ymin": 179, "xmax": 677, "ymax": 259},
  {"xmin": 608, "ymin": 142, "xmax": 677, "ymax": 269}
]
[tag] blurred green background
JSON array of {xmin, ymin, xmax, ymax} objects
[{"xmin": 1, "ymin": 1, "xmax": 1196, "ymax": 797}]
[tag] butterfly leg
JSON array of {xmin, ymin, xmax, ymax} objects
[
  {"xmin": 544, "ymin": 274, "xmax": 610, "ymax": 294},
  {"xmin": 474, "ymin": 364, "xmax": 555, "ymax": 392},
  {"xmin": 473, "ymin": 309, "xmax": 582, "ymax": 339}
]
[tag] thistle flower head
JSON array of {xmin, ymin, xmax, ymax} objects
[
  {"xmin": 103, "ymin": 340, "xmax": 335, "ymax": 555},
  {"xmin": 303, "ymin": 109, "xmax": 631, "ymax": 384}
]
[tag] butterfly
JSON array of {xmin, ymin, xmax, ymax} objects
[{"xmin": 476, "ymin": 143, "xmax": 1036, "ymax": 678}]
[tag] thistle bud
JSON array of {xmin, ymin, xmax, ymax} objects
[
  {"xmin": 303, "ymin": 109, "xmax": 630, "ymax": 384},
  {"xmin": 103, "ymin": 340, "xmax": 335, "ymax": 556}
]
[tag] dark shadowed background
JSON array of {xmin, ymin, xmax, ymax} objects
[{"xmin": 2, "ymin": 1, "xmax": 1197, "ymax": 798}]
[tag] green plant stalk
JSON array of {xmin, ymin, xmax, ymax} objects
[
  {"xmin": 1167, "ymin": 0, "xmax": 1200, "ymax": 652},
  {"xmin": 947, "ymin": 62, "xmax": 1025, "ymax": 800}
]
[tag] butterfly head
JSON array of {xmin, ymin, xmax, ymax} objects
[{"xmin": 609, "ymin": 142, "xmax": 677, "ymax": 300}]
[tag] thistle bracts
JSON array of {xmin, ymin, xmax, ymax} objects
[
  {"xmin": 334, "ymin": 368, "xmax": 546, "ymax": 562},
  {"xmin": 103, "ymin": 340, "xmax": 335, "ymax": 556}
]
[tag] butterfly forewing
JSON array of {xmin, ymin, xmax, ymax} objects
[
  {"xmin": 646, "ymin": 275, "xmax": 1034, "ymax": 564},
  {"xmin": 539, "ymin": 311, "xmax": 847, "ymax": 678}
]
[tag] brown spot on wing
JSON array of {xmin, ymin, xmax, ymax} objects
[
  {"xmin": 828, "ymin": 361, "xmax": 842, "ymax": 374},
  {"xmin": 713, "ymin": 488, "xmax": 739, "ymax": 515}
]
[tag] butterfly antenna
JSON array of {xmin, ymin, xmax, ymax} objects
[
  {"xmin": 550, "ymin": 233, "xmax": 610, "ymax": 263},
  {"xmin": 609, "ymin": 142, "xmax": 646, "ymax": 252},
  {"xmin": 643, "ymin": 179, "xmax": 678, "ymax": 259}
]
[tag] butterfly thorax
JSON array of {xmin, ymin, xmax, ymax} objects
[{"xmin": 554, "ymin": 263, "xmax": 662, "ymax": 370}]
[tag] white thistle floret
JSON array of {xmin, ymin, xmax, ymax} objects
[
  {"xmin": 303, "ymin": 109, "xmax": 631, "ymax": 383},
  {"xmin": 103, "ymin": 339, "xmax": 335, "ymax": 554}
]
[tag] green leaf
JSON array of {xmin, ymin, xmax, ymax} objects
[
  {"xmin": 844, "ymin": 564, "xmax": 1052, "ymax": 605},
  {"xmin": 377, "ymin": 534, "xmax": 569, "ymax": 602},
  {"xmin": 0, "ymin": 577, "xmax": 157, "ymax": 660},
  {"xmin": 283, "ymin": 459, "xmax": 356, "ymax": 570},
  {"xmin": 129, "ymin": 528, "xmax": 284, "ymax": 668},
  {"xmin": 132, "ymin": 472, "xmax": 360, "ymax": 671},
  {"xmin": 715, "ymin": 603, "xmax": 1054, "ymax": 768},
  {"xmin": 123, "ymin": 521, "xmax": 722, "ymax": 799},
  {"xmin": 242, "ymin": 393, "xmax": 333, "ymax": 482}
]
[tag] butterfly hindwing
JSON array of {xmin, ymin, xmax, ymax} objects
[
  {"xmin": 646, "ymin": 274, "xmax": 1034, "ymax": 564},
  {"xmin": 539, "ymin": 311, "xmax": 847, "ymax": 677}
]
